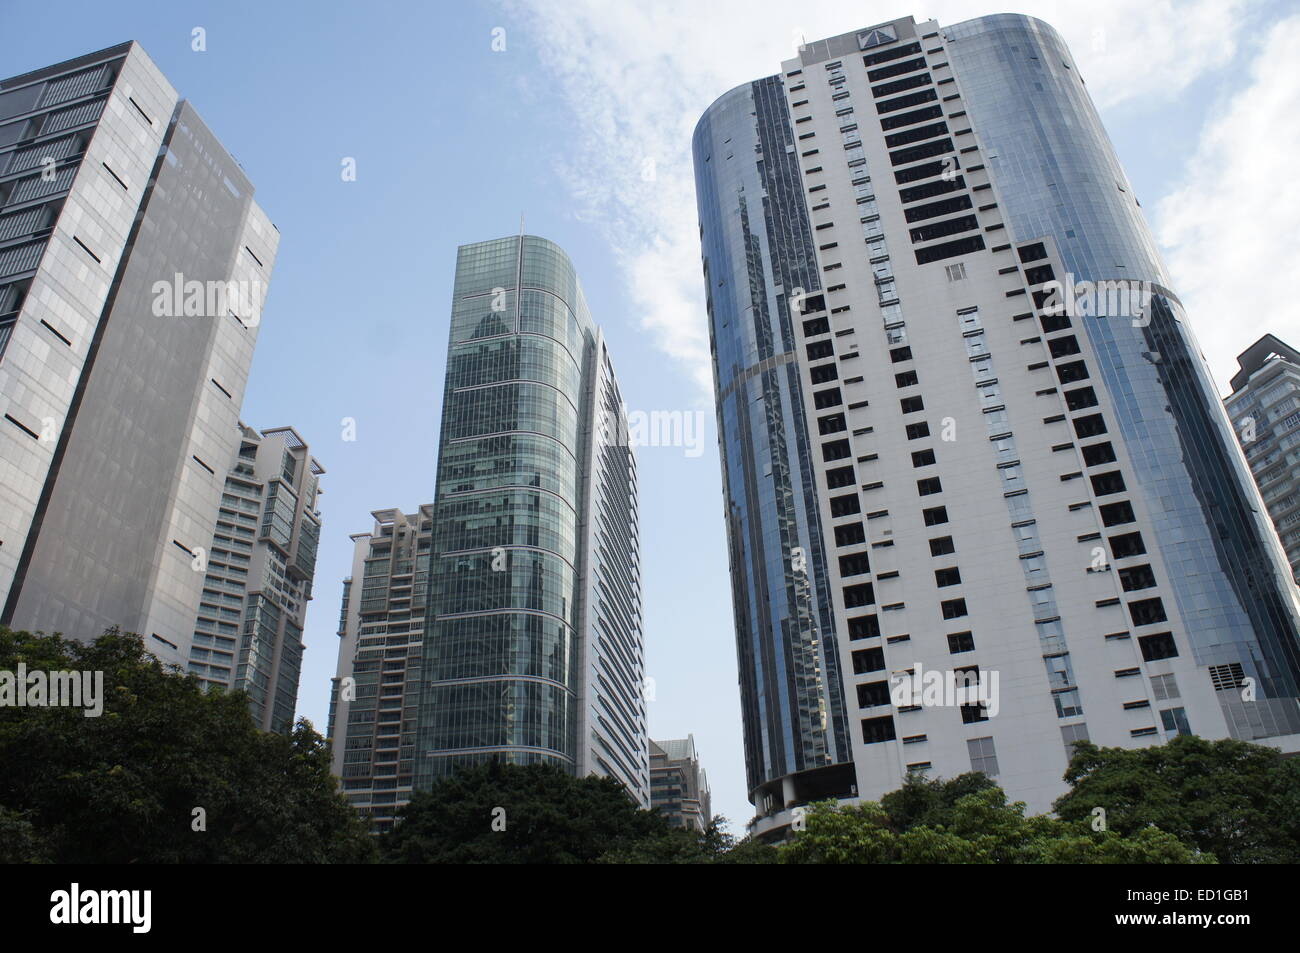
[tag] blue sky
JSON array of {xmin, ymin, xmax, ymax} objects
[{"xmin": 7, "ymin": 0, "xmax": 1299, "ymax": 833}]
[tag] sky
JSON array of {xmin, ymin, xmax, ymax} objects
[{"xmin": 5, "ymin": 0, "xmax": 1299, "ymax": 834}]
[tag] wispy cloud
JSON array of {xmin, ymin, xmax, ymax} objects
[
  {"xmin": 1156, "ymin": 12, "xmax": 1300, "ymax": 392},
  {"xmin": 503, "ymin": 0, "xmax": 1257, "ymax": 396}
]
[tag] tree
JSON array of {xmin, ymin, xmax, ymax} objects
[
  {"xmin": 1054, "ymin": 735, "xmax": 1300, "ymax": 864},
  {"xmin": 880, "ymin": 771, "xmax": 999, "ymax": 832},
  {"xmin": 381, "ymin": 760, "xmax": 677, "ymax": 863},
  {"xmin": 782, "ymin": 784, "xmax": 1210, "ymax": 864},
  {"xmin": 0, "ymin": 625, "xmax": 376, "ymax": 863}
]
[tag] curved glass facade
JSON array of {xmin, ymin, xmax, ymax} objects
[
  {"xmin": 415, "ymin": 235, "xmax": 596, "ymax": 780},
  {"xmin": 947, "ymin": 14, "xmax": 1300, "ymax": 735},
  {"xmin": 694, "ymin": 78, "xmax": 854, "ymax": 805}
]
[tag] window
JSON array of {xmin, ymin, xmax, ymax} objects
[
  {"xmin": 1024, "ymin": 264, "xmax": 1055, "ymax": 285},
  {"xmin": 844, "ymin": 583, "xmax": 875, "ymax": 608},
  {"xmin": 960, "ymin": 703, "xmax": 988, "ymax": 724},
  {"xmin": 881, "ymin": 103, "xmax": 944, "ymax": 131},
  {"xmin": 1119, "ymin": 564, "xmax": 1156, "ymax": 591},
  {"xmin": 1056, "ymin": 360, "xmax": 1089, "ymax": 384},
  {"xmin": 1081, "ymin": 442, "xmax": 1116, "ymax": 466},
  {"xmin": 807, "ymin": 340, "xmax": 834, "ymax": 360},
  {"xmin": 840, "ymin": 552, "xmax": 871, "ymax": 577},
  {"xmin": 1129, "ymin": 598, "xmax": 1167, "ymax": 627},
  {"xmin": 848, "ymin": 614, "xmax": 881, "ymax": 639},
  {"xmin": 1061, "ymin": 723, "xmax": 1090, "ymax": 761},
  {"xmin": 1048, "ymin": 336, "xmax": 1081, "ymax": 358},
  {"xmin": 1138, "ymin": 631, "xmax": 1178, "ymax": 661},
  {"xmin": 917, "ymin": 477, "xmax": 942, "ymax": 496},
  {"xmin": 1092, "ymin": 501, "xmax": 1133, "ymax": 530},
  {"xmin": 1018, "ymin": 242, "xmax": 1048, "ymax": 263},
  {"xmin": 819, "ymin": 413, "xmax": 847, "ymax": 435},
  {"xmin": 1041, "ymin": 312, "xmax": 1072, "ymax": 333},
  {"xmin": 1064, "ymin": 386, "xmax": 1097, "ymax": 410},
  {"xmin": 1150, "ymin": 673, "xmax": 1179, "ymax": 701},
  {"xmin": 923, "ymin": 506, "xmax": 948, "ymax": 526},
  {"xmin": 835, "ymin": 522, "xmax": 866, "ymax": 546},
  {"xmin": 947, "ymin": 630, "xmax": 974, "ymax": 653},
  {"xmin": 823, "ymin": 440, "xmax": 852, "ymax": 462},
  {"xmin": 914, "ymin": 234, "xmax": 985, "ymax": 264},
  {"xmin": 1110, "ymin": 531, "xmax": 1146, "ymax": 559},
  {"xmin": 890, "ymin": 346, "xmax": 913, "ymax": 363},
  {"xmin": 815, "ymin": 388, "xmax": 843, "ymax": 409},
  {"xmin": 1054, "ymin": 689, "xmax": 1084, "ymax": 718},
  {"xmin": 905, "ymin": 193, "xmax": 973, "ymax": 223},
  {"xmin": 852, "ymin": 646, "xmax": 885, "ymax": 674},
  {"xmin": 861, "ymin": 716, "xmax": 897, "ymax": 744},
  {"xmin": 810, "ymin": 363, "xmax": 838, "ymax": 384},
  {"xmin": 803, "ymin": 316, "xmax": 830, "ymax": 336},
  {"xmin": 900, "ymin": 395, "xmax": 925, "ymax": 414},
  {"xmin": 967, "ymin": 736, "xmax": 999, "ymax": 776},
  {"xmin": 945, "ymin": 262, "xmax": 967, "ymax": 281},
  {"xmin": 941, "ymin": 598, "xmax": 968, "ymax": 620},
  {"xmin": 1089, "ymin": 471, "xmax": 1126, "ymax": 496},
  {"xmin": 909, "ymin": 214, "xmax": 977, "ymax": 244},
  {"xmin": 929, "ymin": 536, "xmax": 955, "ymax": 556},
  {"xmin": 1160, "ymin": 707, "xmax": 1191, "ymax": 737},
  {"xmin": 912, "ymin": 449, "xmax": 936, "ymax": 467},
  {"xmin": 1073, "ymin": 414, "xmax": 1107, "ymax": 438},
  {"xmin": 857, "ymin": 681, "xmax": 891, "ymax": 708},
  {"xmin": 895, "ymin": 370, "xmax": 919, "ymax": 388},
  {"xmin": 906, "ymin": 421, "xmax": 930, "ymax": 440},
  {"xmin": 935, "ymin": 566, "xmax": 961, "ymax": 587},
  {"xmin": 830, "ymin": 493, "xmax": 862, "ymax": 517},
  {"xmin": 826, "ymin": 465, "xmax": 856, "ymax": 489}
]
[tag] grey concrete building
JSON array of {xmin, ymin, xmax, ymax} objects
[
  {"xmin": 0, "ymin": 43, "xmax": 277, "ymax": 669},
  {"xmin": 187, "ymin": 424, "xmax": 323, "ymax": 733},
  {"xmin": 1226, "ymin": 335, "xmax": 1300, "ymax": 583},
  {"xmin": 695, "ymin": 14, "xmax": 1300, "ymax": 838},
  {"xmin": 650, "ymin": 736, "xmax": 712, "ymax": 831}
]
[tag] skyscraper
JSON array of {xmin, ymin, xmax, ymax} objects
[
  {"xmin": 1226, "ymin": 335, "xmax": 1300, "ymax": 583},
  {"xmin": 649, "ymin": 736, "xmax": 712, "ymax": 831},
  {"xmin": 328, "ymin": 505, "xmax": 433, "ymax": 831},
  {"xmin": 695, "ymin": 14, "xmax": 1300, "ymax": 836},
  {"xmin": 188, "ymin": 424, "xmax": 323, "ymax": 733},
  {"xmin": 329, "ymin": 234, "xmax": 648, "ymax": 824},
  {"xmin": 0, "ymin": 43, "xmax": 276, "ymax": 668}
]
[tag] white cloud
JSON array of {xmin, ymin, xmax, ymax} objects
[
  {"xmin": 503, "ymin": 0, "xmax": 1256, "ymax": 395},
  {"xmin": 1156, "ymin": 12, "xmax": 1300, "ymax": 393}
]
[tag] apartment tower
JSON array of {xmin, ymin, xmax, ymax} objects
[
  {"xmin": 694, "ymin": 14, "xmax": 1300, "ymax": 836},
  {"xmin": 649, "ymin": 736, "xmax": 712, "ymax": 832},
  {"xmin": 187, "ymin": 424, "xmax": 323, "ymax": 733},
  {"xmin": 1226, "ymin": 335, "xmax": 1300, "ymax": 584}
]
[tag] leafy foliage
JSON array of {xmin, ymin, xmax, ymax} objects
[
  {"xmin": 782, "ymin": 783, "xmax": 1211, "ymax": 864},
  {"xmin": 379, "ymin": 760, "xmax": 776, "ymax": 864},
  {"xmin": 1054, "ymin": 736, "xmax": 1300, "ymax": 864},
  {"xmin": 0, "ymin": 625, "xmax": 376, "ymax": 863}
]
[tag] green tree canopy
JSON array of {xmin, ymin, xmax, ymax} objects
[
  {"xmin": 1054, "ymin": 735, "xmax": 1300, "ymax": 864},
  {"xmin": 379, "ymin": 760, "xmax": 748, "ymax": 864},
  {"xmin": 782, "ymin": 782, "xmax": 1212, "ymax": 864},
  {"xmin": 0, "ymin": 625, "xmax": 375, "ymax": 863}
]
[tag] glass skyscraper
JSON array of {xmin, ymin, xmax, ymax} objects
[
  {"xmin": 0, "ymin": 43, "xmax": 277, "ymax": 668},
  {"xmin": 695, "ymin": 14, "xmax": 1300, "ymax": 836},
  {"xmin": 333, "ymin": 236, "xmax": 649, "ymax": 813},
  {"xmin": 693, "ymin": 78, "xmax": 856, "ymax": 814}
]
